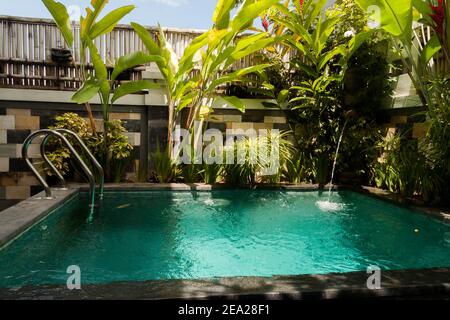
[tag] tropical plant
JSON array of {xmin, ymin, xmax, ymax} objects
[
  {"xmin": 150, "ymin": 141, "xmax": 180, "ymax": 183},
  {"xmin": 223, "ymin": 130, "xmax": 293, "ymax": 186},
  {"xmin": 354, "ymin": 0, "xmax": 449, "ymax": 105},
  {"xmin": 42, "ymin": 0, "xmax": 162, "ymax": 179},
  {"xmin": 45, "ymin": 113, "xmax": 91, "ymax": 177},
  {"xmin": 42, "ymin": 0, "xmax": 134, "ymax": 134},
  {"xmin": 357, "ymin": 0, "xmax": 450, "ymax": 203},
  {"xmin": 132, "ymin": 0, "xmax": 280, "ymax": 156},
  {"xmin": 258, "ymin": 0, "xmax": 376, "ymax": 186},
  {"xmin": 372, "ymin": 129, "xmax": 445, "ymax": 202},
  {"xmin": 44, "ymin": 113, "xmax": 133, "ymax": 183},
  {"xmin": 201, "ymin": 162, "xmax": 224, "ymax": 185},
  {"xmin": 282, "ymin": 151, "xmax": 307, "ymax": 184}
]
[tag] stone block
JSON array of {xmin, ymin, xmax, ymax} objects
[
  {"xmin": 0, "ymin": 130, "xmax": 6, "ymax": 144},
  {"xmin": 124, "ymin": 133, "xmax": 141, "ymax": 147},
  {"xmin": 15, "ymin": 116, "xmax": 40, "ymax": 130},
  {"xmin": 0, "ymin": 158, "xmax": 9, "ymax": 172},
  {"xmin": 9, "ymin": 159, "xmax": 31, "ymax": 172},
  {"xmin": 6, "ymin": 109, "xmax": 31, "ymax": 117},
  {"xmin": 231, "ymin": 122, "xmax": 254, "ymax": 131},
  {"xmin": 110, "ymin": 113, "xmax": 141, "ymax": 121},
  {"xmin": 0, "ymin": 116, "xmax": 15, "ymax": 130},
  {"xmin": 254, "ymin": 123, "xmax": 273, "ymax": 131},
  {"xmin": 264, "ymin": 116, "xmax": 287, "ymax": 124},
  {"xmin": 123, "ymin": 120, "xmax": 141, "ymax": 133},
  {"xmin": 7, "ymin": 130, "xmax": 31, "ymax": 144},
  {"xmin": 5, "ymin": 186, "xmax": 30, "ymax": 200},
  {"xmin": 208, "ymin": 115, "xmax": 224, "ymax": 123},
  {"xmin": 223, "ymin": 115, "xmax": 242, "ymax": 123},
  {"xmin": 0, "ymin": 173, "xmax": 17, "ymax": 186},
  {"xmin": 390, "ymin": 115, "xmax": 408, "ymax": 124},
  {"xmin": 17, "ymin": 173, "xmax": 39, "ymax": 186},
  {"xmin": 17, "ymin": 144, "xmax": 41, "ymax": 159},
  {"xmin": 412, "ymin": 123, "xmax": 429, "ymax": 139},
  {"xmin": 243, "ymin": 114, "xmax": 264, "ymax": 123},
  {"xmin": 0, "ymin": 145, "xmax": 18, "ymax": 158}
]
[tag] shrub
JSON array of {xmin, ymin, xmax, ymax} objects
[{"xmin": 45, "ymin": 113, "xmax": 133, "ymax": 183}]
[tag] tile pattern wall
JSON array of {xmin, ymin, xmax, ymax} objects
[
  {"xmin": 207, "ymin": 109, "xmax": 289, "ymax": 133},
  {"xmin": 0, "ymin": 103, "xmax": 288, "ymax": 204},
  {"xmin": 385, "ymin": 111, "xmax": 428, "ymax": 139},
  {"xmin": 0, "ymin": 106, "xmax": 143, "ymax": 201}
]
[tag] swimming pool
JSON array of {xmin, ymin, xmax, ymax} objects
[{"xmin": 0, "ymin": 189, "xmax": 449, "ymax": 289}]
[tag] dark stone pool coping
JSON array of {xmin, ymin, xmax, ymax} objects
[
  {"xmin": 0, "ymin": 183, "xmax": 449, "ymax": 300},
  {"xmin": 0, "ymin": 268, "xmax": 448, "ymax": 300}
]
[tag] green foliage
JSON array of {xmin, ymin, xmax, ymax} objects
[
  {"xmin": 201, "ymin": 163, "xmax": 224, "ymax": 185},
  {"xmin": 133, "ymin": 0, "xmax": 279, "ymax": 154},
  {"xmin": 372, "ymin": 130, "xmax": 444, "ymax": 203},
  {"xmin": 254, "ymin": 1, "xmax": 394, "ymax": 187},
  {"xmin": 282, "ymin": 151, "xmax": 307, "ymax": 184},
  {"xmin": 45, "ymin": 113, "xmax": 133, "ymax": 183},
  {"xmin": 45, "ymin": 113, "xmax": 93, "ymax": 177},
  {"xmin": 42, "ymin": 0, "xmax": 73, "ymax": 46},
  {"xmin": 42, "ymin": 0, "xmax": 156, "ymax": 180},
  {"xmin": 150, "ymin": 142, "xmax": 180, "ymax": 183},
  {"xmin": 356, "ymin": 0, "xmax": 449, "ymax": 204},
  {"xmin": 224, "ymin": 130, "xmax": 294, "ymax": 186}
]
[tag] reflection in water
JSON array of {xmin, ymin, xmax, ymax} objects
[{"xmin": 0, "ymin": 190, "xmax": 449, "ymax": 288}]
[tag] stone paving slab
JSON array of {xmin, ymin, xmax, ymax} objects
[{"xmin": 0, "ymin": 268, "xmax": 448, "ymax": 300}]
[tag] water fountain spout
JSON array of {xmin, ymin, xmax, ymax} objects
[
  {"xmin": 327, "ymin": 111, "xmax": 357, "ymax": 201},
  {"xmin": 316, "ymin": 111, "xmax": 356, "ymax": 212}
]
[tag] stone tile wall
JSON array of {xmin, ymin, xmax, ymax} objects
[
  {"xmin": 0, "ymin": 105, "xmax": 145, "ymax": 204},
  {"xmin": 0, "ymin": 102, "xmax": 289, "ymax": 207},
  {"xmin": 384, "ymin": 108, "xmax": 428, "ymax": 139}
]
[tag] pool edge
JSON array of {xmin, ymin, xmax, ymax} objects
[
  {"xmin": 72, "ymin": 183, "xmax": 450, "ymax": 222},
  {"xmin": 0, "ymin": 267, "xmax": 448, "ymax": 300}
]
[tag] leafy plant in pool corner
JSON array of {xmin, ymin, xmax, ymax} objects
[
  {"xmin": 44, "ymin": 113, "xmax": 91, "ymax": 178},
  {"xmin": 45, "ymin": 113, "xmax": 133, "ymax": 183},
  {"xmin": 357, "ymin": 0, "xmax": 450, "ymax": 203}
]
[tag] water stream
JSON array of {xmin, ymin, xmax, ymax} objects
[
  {"xmin": 316, "ymin": 118, "xmax": 350, "ymax": 212},
  {"xmin": 328, "ymin": 118, "xmax": 350, "ymax": 201}
]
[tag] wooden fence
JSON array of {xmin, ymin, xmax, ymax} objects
[{"xmin": 0, "ymin": 15, "xmax": 287, "ymax": 93}]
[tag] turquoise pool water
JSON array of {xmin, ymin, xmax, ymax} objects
[{"xmin": 0, "ymin": 190, "xmax": 449, "ymax": 288}]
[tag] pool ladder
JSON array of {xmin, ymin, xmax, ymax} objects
[{"xmin": 22, "ymin": 129, "xmax": 104, "ymax": 214}]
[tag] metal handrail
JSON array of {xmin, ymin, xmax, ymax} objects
[
  {"xmin": 22, "ymin": 130, "xmax": 97, "ymax": 214},
  {"xmin": 41, "ymin": 129, "xmax": 105, "ymax": 200}
]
